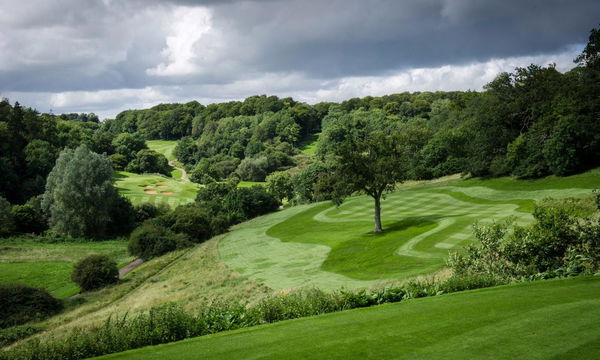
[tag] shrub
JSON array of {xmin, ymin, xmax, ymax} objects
[
  {"xmin": 0, "ymin": 196, "xmax": 14, "ymax": 237},
  {"xmin": 134, "ymin": 202, "xmax": 170, "ymax": 223},
  {"xmin": 0, "ymin": 284, "xmax": 62, "ymax": 328},
  {"xmin": 167, "ymin": 204, "xmax": 212, "ymax": 242},
  {"xmin": 71, "ymin": 255, "xmax": 119, "ymax": 292},
  {"xmin": 128, "ymin": 222, "xmax": 192, "ymax": 260},
  {"xmin": 125, "ymin": 149, "xmax": 171, "ymax": 176},
  {"xmin": 0, "ymin": 325, "xmax": 41, "ymax": 347},
  {"xmin": 11, "ymin": 203, "xmax": 47, "ymax": 234}
]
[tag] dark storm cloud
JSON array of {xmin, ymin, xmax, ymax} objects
[
  {"xmin": 203, "ymin": 0, "xmax": 599, "ymax": 77},
  {"xmin": 0, "ymin": 0, "xmax": 597, "ymax": 116}
]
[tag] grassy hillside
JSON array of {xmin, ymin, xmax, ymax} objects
[
  {"xmin": 98, "ymin": 276, "xmax": 600, "ymax": 360},
  {"xmin": 219, "ymin": 169, "xmax": 599, "ymax": 290},
  {"xmin": 0, "ymin": 239, "xmax": 131, "ymax": 298}
]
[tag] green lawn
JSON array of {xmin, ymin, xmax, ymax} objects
[
  {"xmin": 298, "ymin": 133, "xmax": 320, "ymax": 155},
  {"xmin": 114, "ymin": 171, "xmax": 198, "ymax": 207},
  {"xmin": 238, "ymin": 181, "xmax": 266, "ymax": 188},
  {"xmin": 219, "ymin": 168, "xmax": 599, "ymax": 290},
  {"xmin": 98, "ymin": 276, "xmax": 600, "ymax": 360},
  {"xmin": 0, "ymin": 239, "xmax": 132, "ymax": 298}
]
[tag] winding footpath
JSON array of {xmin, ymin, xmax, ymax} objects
[{"xmin": 169, "ymin": 160, "xmax": 189, "ymax": 182}]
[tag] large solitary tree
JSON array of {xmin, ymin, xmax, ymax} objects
[
  {"xmin": 42, "ymin": 145, "xmax": 117, "ymax": 238},
  {"xmin": 331, "ymin": 129, "xmax": 408, "ymax": 233}
]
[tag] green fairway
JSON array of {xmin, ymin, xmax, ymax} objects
[
  {"xmin": 299, "ymin": 133, "xmax": 320, "ymax": 155},
  {"xmin": 220, "ymin": 169, "xmax": 599, "ymax": 290},
  {"xmin": 114, "ymin": 171, "xmax": 198, "ymax": 207},
  {"xmin": 146, "ymin": 140, "xmax": 177, "ymax": 162},
  {"xmin": 0, "ymin": 240, "xmax": 132, "ymax": 298},
  {"xmin": 98, "ymin": 276, "xmax": 600, "ymax": 360}
]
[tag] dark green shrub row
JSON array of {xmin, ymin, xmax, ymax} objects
[
  {"xmin": 0, "ymin": 325, "xmax": 42, "ymax": 348},
  {"xmin": 0, "ymin": 274, "xmax": 503, "ymax": 360},
  {"xmin": 0, "ymin": 284, "xmax": 62, "ymax": 329}
]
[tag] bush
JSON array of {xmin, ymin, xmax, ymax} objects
[
  {"xmin": 0, "ymin": 325, "xmax": 41, "ymax": 347},
  {"xmin": 167, "ymin": 204, "xmax": 212, "ymax": 242},
  {"xmin": 128, "ymin": 223, "xmax": 192, "ymax": 260},
  {"xmin": 71, "ymin": 255, "xmax": 119, "ymax": 292},
  {"xmin": 0, "ymin": 196, "xmax": 14, "ymax": 237},
  {"xmin": 11, "ymin": 203, "xmax": 47, "ymax": 234},
  {"xmin": 125, "ymin": 149, "xmax": 171, "ymax": 176},
  {"xmin": 449, "ymin": 196, "xmax": 600, "ymax": 278},
  {"xmin": 134, "ymin": 202, "xmax": 170, "ymax": 223},
  {"xmin": 0, "ymin": 284, "xmax": 62, "ymax": 328}
]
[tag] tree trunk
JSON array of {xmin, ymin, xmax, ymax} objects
[{"xmin": 374, "ymin": 195, "xmax": 383, "ymax": 233}]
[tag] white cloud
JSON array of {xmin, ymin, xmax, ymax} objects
[{"xmin": 147, "ymin": 6, "xmax": 214, "ymax": 77}]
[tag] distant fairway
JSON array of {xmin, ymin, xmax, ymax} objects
[
  {"xmin": 146, "ymin": 140, "xmax": 177, "ymax": 161},
  {"xmin": 220, "ymin": 169, "xmax": 599, "ymax": 290},
  {"xmin": 114, "ymin": 171, "xmax": 198, "ymax": 207},
  {"xmin": 98, "ymin": 276, "xmax": 600, "ymax": 360}
]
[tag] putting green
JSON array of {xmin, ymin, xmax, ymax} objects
[{"xmin": 219, "ymin": 170, "xmax": 599, "ymax": 291}]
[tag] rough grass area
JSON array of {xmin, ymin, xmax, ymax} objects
[
  {"xmin": 220, "ymin": 168, "xmax": 599, "ymax": 291},
  {"xmin": 0, "ymin": 240, "xmax": 132, "ymax": 298},
  {"xmin": 14, "ymin": 237, "xmax": 269, "ymax": 345},
  {"xmin": 98, "ymin": 276, "xmax": 600, "ymax": 360},
  {"xmin": 114, "ymin": 171, "xmax": 198, "ymax": 207}
]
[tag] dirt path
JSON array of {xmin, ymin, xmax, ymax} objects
[
  {"xmin": 169, "ymin": 160, "xmax": 189, "ymax": 182},
  {"xmin": 119, "ymin": 258, "xmax": 144, "ymax": 277}
]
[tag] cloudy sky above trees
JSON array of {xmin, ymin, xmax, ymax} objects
[{"xmin": 1, "ymin": 0, "xmax": 598, "ymax": 119}]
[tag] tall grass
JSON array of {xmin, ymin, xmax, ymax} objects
[{"xmin": 1, "ymin": 274, "xmax": 505, "ymax": 360}]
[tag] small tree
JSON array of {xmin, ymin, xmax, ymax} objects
[
  {"xmin": 332, "ymin": 130, "xmax": 407, "ymax": 233},
  {"xmin": 71, "ymin": 255, "xmax": 119, "ymax": 291},
  {"xmin": 266, "ymin": 171, "xmax": 294, "ymax": 202},
  {"xmin": 42, "ymin": 145, "xmax": 117, "ymax": 238}
]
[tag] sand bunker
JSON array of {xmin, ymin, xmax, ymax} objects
[
  {"xmin": 161, "ymin": 191, "xmax": 175, "ymax": 195},
  {"xmin": 157, "ymin": 185, "xmax": 168, "ymax": 189},
  {"xmin": 144, "ymin": 190, "xmax": 158, "ymax": 194}
]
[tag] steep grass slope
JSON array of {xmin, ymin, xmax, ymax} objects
[{"xmin": 99, "ymin": 276, "xmax": 600, "ymax": 360}]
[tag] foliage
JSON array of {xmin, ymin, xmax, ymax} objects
[
  {"xmin": 0, "ymin": 284, "xmax": 62, "ymax": 328},
  {"xmin": 41, "ymin": 145, "xmax": 117, "ymax": 238},
  {"xmin": 162, "ymin": 204, "xmax": 212, "ymax": 242},
  {"xmin": 0, "ymin": 196, "xmax": 14, "ymax": 237},
  {"xmin": 111, "ymin": 133, "xmax": 147, "ymax": 163},
  {"xmin": 448, "ymin": 196, "xmax": 600, "ymax": 278},
  {"xmin": 0, "ymin": 325, "xmax": 42, "ymax": 348},
  {"xmin": 265, "ymin": 171, "xmax": 294, "ymax": 202},
  {"xmin": 125, "ymin": 149, "xmax": 171, "ymax": 176},
  {"xmin": 133, "ymin": 202, "xmax": 170, "ymax": 223},
  {"xmin": 71, "ymin": 255, "xmax": 119, "ymax": 292},
  {"xmin": 128, "ymin": 222, "xmax": 191, "ymax": 260},
  {"xmin": 11, "ymin": 203, "xmax": 47, "ymax": 234}
]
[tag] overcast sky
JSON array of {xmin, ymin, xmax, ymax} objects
[{"xmin": 0, "ymin": 0, "xmax": 598, "ymax": 119}]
